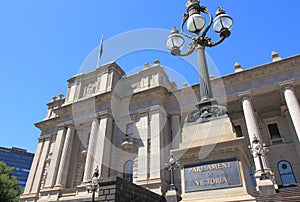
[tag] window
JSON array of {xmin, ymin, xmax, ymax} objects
[
  {"xmin": 268, "ymin": 123, "xmax": 281, "ymax": 139},
  {"xmin": 278, "ymin": 161, "xmax": 296, "ymax": 185},
  {"xmin": 123, "ymin": 160, "xmax": 133, "ymax": 183},
  {"xmin": 234, "ymin": 125, "xmax": 243, "ymax": 137},
  {"xmin": 267, "ymin": 123, "xmax": 282, "ymax": 144}
]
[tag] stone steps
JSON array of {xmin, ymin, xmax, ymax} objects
[
  {"xmin": 225, "ymin": 184, "xmax": 300, "ymax": 202},
  {"xmin": 252, "ymin": 185, "xmax": 300, "ymax": 202}
]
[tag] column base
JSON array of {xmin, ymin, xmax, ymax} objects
[{"xmin": 54, "ymin": 184, "xmax": 64, "ymax": 189}]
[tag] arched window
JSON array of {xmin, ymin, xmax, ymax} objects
[
  {"xmin": 123, "ymin": 160, "xmax": 133, "ymax": 183},
  {"xmin": 278, "ymin": 160, "xmax": 296, "ymax": 185}
]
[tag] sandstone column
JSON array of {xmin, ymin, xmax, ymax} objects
[
  {"xmin": 241, "ymin": 94, "xmax": 277, "ymax": 194},
  {"xmin": 171, "ymin": 114, "xmax": 181, "ymax": 150},
  {"xmin": 283, "ymin": 86, "xmax": 300, "ymax": 141},
  {"xmin": 23, "ymin": 140, "xmax": 44, "ymax": 194},
  {"xmin": 55, "ymin": 125, "xmax": 75, "ymax": 187},
  {"xmin": 82, "ymin": 118, "xmax": 99, "ymax": 182},
  {"xmin": 93, "ymin": 115, "xmax": 113, "ymax": 177},
  {"xmin": 44, "ymin": 127, "xmax": 66, "ymax": 188},
  {"xmin": 100, "ymin": 116, "xmax": 113, "ymax": 177},
  {"xmin": 241, "ymin": 96, "xmax": 267, "ymax": 173},
  {"xmin": 136, "ymin": 114, "xmax": 149, "ymax": 180},
  {"xmin": 149, "ymin": 106, "xmax": 166, "ymax": 179},
  {"xmin": 31, "ymin": 138, "xmax": 50, "ymax": 193}
]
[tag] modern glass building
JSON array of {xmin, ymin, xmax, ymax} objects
[{"xmin": 0, "ymin": 146, "xmax": 34, "ymax": 188}]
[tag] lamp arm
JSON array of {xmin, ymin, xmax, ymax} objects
[
  {"xmin": 174, "ymin": 41, "xmax": 196, "ymax": 56},
  {"xmin": 180, "ymin": 13, "xmax": 194, "ymax": 40},
  {"xmin": 206, "ymin": 35, "xmax": 226, "ymax": 47},
  {"xmin": 201, "ymin": 7, "xmax": 213, "ymax": 38}
]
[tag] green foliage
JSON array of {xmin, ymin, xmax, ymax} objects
[{"xmin": 0, "ymin": 161, "xmax": 22, "ymax": 202}]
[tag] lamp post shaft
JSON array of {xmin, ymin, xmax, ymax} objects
[
  {"xmin": 170, "ymin": 169, "xmax": 175, "ymax": 189},
  {"xmin": 196, "ymin": 45, "xmax": 213, "ymax": 103},
  {"xmin": 92, "ymin": 190, "xmax": 95, "ymax": 202},
  {"xmin": 258, "ymin": 154, "xmax": 267, "ymax": 180}
]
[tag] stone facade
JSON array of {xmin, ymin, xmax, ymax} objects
[{"xmin": 21, "ymin": 53, "xmax": 300, "ymax": 201}]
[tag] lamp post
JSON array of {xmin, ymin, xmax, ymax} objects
[
  {"xmin": 165, "ymin": 155, "xmax": 180, "ymax": 190},
  {"xmin": 120, "ymin": 134, "xmax": 136, "ymax": 151},
  {"xmin": 249, "ymin": 136, "xmax": 270, "ymax": 180},
  {"xmin": 86, "ymin": 166, "xmax": 100, "ymax": 202},
  {"xmin": 166, "ymin": 0, "xmax": 233, "ymax": 125}
]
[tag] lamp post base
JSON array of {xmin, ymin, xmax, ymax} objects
[
  {"xmin": 260, "ymin": 173, "xmax": 269, "ymax": 180},
  {"xmin": 256, "ymin": 177, "xmax": 277, "ymax": 195},
  {"xmin": 184, "ymin": 99, "xmax": 228, "ymax": 126},
  {"xmin": 197, "ymin": 98, "xmax": 218, "ymax": 109},
  {"xmin": 165, "ymin": 189, "xmax": 182, "ymax": 202}
]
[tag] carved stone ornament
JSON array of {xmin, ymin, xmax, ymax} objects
[{"xmin": 184, "ymin": 104, "xmax": 228, "ymax": 125}]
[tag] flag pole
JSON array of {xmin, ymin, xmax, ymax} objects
[{"xmin": 96, "ymin": 33, "xmax": 104, "ymax": 69}]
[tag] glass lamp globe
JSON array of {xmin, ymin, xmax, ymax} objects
[
  {"xmin": 169, "ymin": 156, "xmax": 176, "ymax": 164},
  {"xmin": 92, "ymin": 176, "xmax": 99, "ymax": 186},
  {"xmin": 262, "ymin": 144, "xmax": 269, "ymax": 153},
  {"xmin": 186, "ymin": 13, "xmax": 206, "ymax": 34},
  {"xmin": 213, "ymin": 12, "xmax": 233, "ymax": 37},
  {"xmin": 166, "ymin": 27, "xmax": 185, "ymax": 51},
  {"xmin": 253, "ymin": 142, "xmax": 261, "ymax": 152},
  {"xmin": 85, "ymin": 182, "xmax": 92, "ymax": 192}
]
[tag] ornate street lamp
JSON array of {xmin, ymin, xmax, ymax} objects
[
  {"xmin": 120, "ymin": 134, "xmax": 136, "ymax": 150},
  {"xmin": 86, "ymin": 166, "xmax": 100, "ymax": 202},
  {"xmin": 249, "ymin": 136, "xmax": 270, "ymax": 180},
  {"xmin": 165, "ymin": 155, "xmax": 180, "ymax": 190},
  {"xmin": 166, "ymin": 0, "xmax": 233, "ymax": 125}
]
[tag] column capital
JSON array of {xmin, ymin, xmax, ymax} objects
[
  {"xmin": 89, "ymin": 114, "xmax": 100, "ymax": 121},
  {"xmin": 237, "ymin": 90, "xmax": 252, "ymax": 101},
  {"xmin": 38, "ymin": 134, "xmax": 53, "ymax": 142},
  {"xmin": 278, "ymin": 79, "xmax": 294, "ymax": 90},
  {"xmin": 170, "ymin": 112, "xmax": 181, "ymax": 117},
  {"xmin": 57, "ymin": 124, "xmax": 66, "ymax": 131},
  {"xmin": 57, "ymin": 121, "xmax": 74, "ymax": 129},
  {"xmin": 67, "ymin": 124, "xmax": 75, "ymax": 130},
  {"xmin": 97, "ymin": 109, "xmax": 113, "ymax": 120},
  {"xmin": 149, "ymin": 105, "xmax": 167, "ymax": 116}
]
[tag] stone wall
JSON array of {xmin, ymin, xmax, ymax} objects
[{"xmin": 95, "ymin": 176, "xmax": 165, "ymax": 202}]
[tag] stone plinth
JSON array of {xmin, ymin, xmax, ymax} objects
[
  {"xmin": 257, "ymin": 178, "xmax": 277, "ymax": 195},
  {"xmin": 171, "ymin": 117, "xmax": 255, "ymax": 202}
]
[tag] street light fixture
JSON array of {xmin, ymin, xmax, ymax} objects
[
  {"xmin": 165, "ymin": 155, "xmax": 180, "ymax": 191},
  {"xmin": 120, "ymin": 134, "xmax": 136, "ymax": 150},
  {"xmin": 166, "ymin": 0, "xmax": 233, "ymax": 124},
  {"xmin": 249, "ymin": 136, "xmax": 270, "ymax": 180},
  {"xmin": 86, "ymin": 166, "xmax": 100, "ymax": 202}
]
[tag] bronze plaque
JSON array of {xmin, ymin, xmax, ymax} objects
[{"xmin": 184, "ymin": 160, "xmax": 241, "ymax": 192}]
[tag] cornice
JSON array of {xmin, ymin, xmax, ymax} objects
[
  {"xmin": 220, "ymin": 54, "xmax": 300, "ymax": 86},
  {"xmin": 66, "ymin": 61, "xmax": 125, "ymax": 84},
  {"xmin": 35, "ymin": 117, "xmax": 60, "ymax": 130},
  {"xmin": 54, "ymin": 91, "xmax": 112, "ymax": 116},
  {"xmin": 120, "ymin": 85, "xmax": 171, "ymax": 102}
]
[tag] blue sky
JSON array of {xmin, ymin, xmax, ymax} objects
[{"xmin": 0, "ymin": 0, "xmax": 300, "ymax": 153}]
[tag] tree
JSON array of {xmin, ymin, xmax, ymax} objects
[{"xmin": 0, "ymin": 161, "xmax": 22, "ymax": 202}]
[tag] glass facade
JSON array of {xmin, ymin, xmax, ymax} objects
[{"xmin": 0, "ymin": 146, "xmax": 34, "ymax": 188}]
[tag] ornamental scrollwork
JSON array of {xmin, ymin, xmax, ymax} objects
[{"xmin": 184, "ymin": 104, "xmax": 228, "ymax": 125}]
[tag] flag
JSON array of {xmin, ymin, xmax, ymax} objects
[{"xmin": 96, "ymin": 34, "xmax": 104, "ymax": 68}]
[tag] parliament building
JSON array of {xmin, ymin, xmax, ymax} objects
[{"xmin": 21, "ymin": 51, "xmax": 300, "ymax": 201}]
